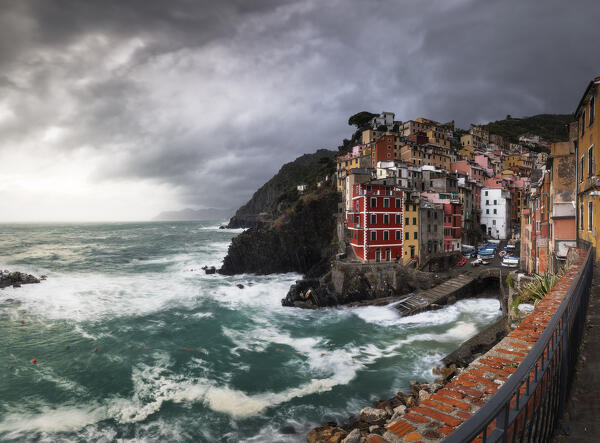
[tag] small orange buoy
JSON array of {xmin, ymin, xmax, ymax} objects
[
  {"xmin": 8, "ymin": 365, "xmax": 14, "ymax": 369},
  {"xmin": 243, "ymin": 348, "xmax": 247, "ymax": 352},
  {"xmin": 297, "ymin": 352, "xmax": 302, "ymax": 355},
  {"xmin": 20, "ymin": 319, "xmax": 24, "ymax": 324},
  {"xmin": 94, "ymin": 348, "xmax": 99, "ymax": 353},
  {"xmin": 32, "ymin": 358, "xmax": 37, "ymax": 364},
  {"xmin": 199, "ymin": 349, "xmax": 203, "ymax": 353}
]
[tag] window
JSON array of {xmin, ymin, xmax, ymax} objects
[
  {"xmin": 581, "ymin": 203, "xmax": 584, "ymax": 230},
  {"xmin": 486, "ymin": 209, "xmax": 489, "ymax": 214},
  {"xmin": 405, "ymin": 217, "xmax": 409, "ymax": 225},
  {"xmin": 371, "ymin": 231, "xmax": 377, "ymax": 241},
  {"xmin": 413, "ymin": 204, "xmax": 416, "ymax": 211},
  {"xmin": 485, "ymin": 190, "xmax": 488, "ymax": 196},
  {"xmin": 384, "ymin": 214, "xmax": 389, "ymax": 224},
  {"xmin": 405, "ymin": 232, "xmax": 409, "ymax": 240},
  {"xmin": 582, "ymin": 110, "xmax": 586, "ymax": 136},
  {"xmin": 493, "ymin": 209, "xmax": 497, "ymax": 214},
  {"xmin": 384, "ymin": 198, "xmax": 390, "ymax": 208},
  {"xmin": 371, "ymin": 197, "xmax": 377, "ymax": 208},
  {"xmin": 494, "ymin": 200, "xmax": 497, "ymax": 205},
  {"xmin": 414, "ymin": 232, "xmax": 418, "ymax": 239},
  {"xmin": 591, "ymin": 96, "xmax": 596, "ymax": 126},
  {"xmin": 589, "ymin": 146, "xmax": 594, "ymax": 177},
  {"xmin": 395, "ymin": 198, "xmax": 401, "ymax": 208},
  {"xmin": 589, "ymin": 201, "xmax": 593, "ymax": 232},
  {"xmin": 581, "ymin": 155, "xmax": 585, "ymax": 183},
  {"xmin": 396, "ymin": 231, "xmax": 401, "ymax": 240},
  {"xmin": 434, "ymin": 224, "xmax": 438, "ymax": 232},
  {"xmin": 493, "ymin": 220, "xmax": 496, "ymax": 225},
  {"xmin": 383, "ymin": 231, "xmax": 389, "ymax": 240},
  {"xmin": 413, "ymin": 217, "xmax": 416, "ymax": 225},
  {"xmin": 486, "ymin": 200, "xmax": 489, "ymax": 205},
  {"xmin": 428, "ymin": 224, "xmax": 431, "ymax": 232},
  {"xmin": 371, "ymin": 214, "xmax": 377, "ymax": 224}
]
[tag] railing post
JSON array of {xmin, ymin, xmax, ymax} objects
[{"xmin": 558, "ymin": 310, "xmax": 569, "ymax": 418}]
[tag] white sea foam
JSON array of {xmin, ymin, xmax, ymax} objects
[{"xmin": 0, "ymin": 406, "xmax": 105, "ymax": 435}]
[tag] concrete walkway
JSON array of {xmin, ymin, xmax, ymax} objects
[
  {"xmin": 395, "ymin": 274, "xmax": 475, "ymax": 316},
  {"xmin": 554, "ymin": 262, "xmax": 600, "ymax": 442}
]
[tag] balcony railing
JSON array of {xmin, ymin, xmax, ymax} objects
[{"xmin": 443, "ymin": 247, "xmax": 593, "ymax": 443}]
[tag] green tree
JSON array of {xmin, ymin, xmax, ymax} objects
[{"xmin": 348, "ymin": 111, "xmax": 377, "ymax": 129}]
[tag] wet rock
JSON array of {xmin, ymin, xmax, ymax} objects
[
  {"xmin": 359, "ymin": 408, "xmax": 388, "ymax": 425},
  {"xmin": 307, "ymin": 424, "xmax": 348, "ymax": 443},
  {"xmin": 342, "ymin": 428, "xmax": 362, "ymax": 443},
  {"xmin": 236, "ymin": 284, "xmax": 244, "ymax": 289},
  {"xmin": 204, "ymin": 266, "xmax": 216, "ymax": 275},
  {"xmin": 1, "ymin": 270, "xmax": 41, "ymax": 290},
  {"xmin": 279, "ymin": 424, "xmax": 296, "ymax": 434},
  {"xmin": 418, "ymin": 390, "xmax": 431, "ymax": 402}
]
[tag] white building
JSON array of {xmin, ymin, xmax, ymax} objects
[
  {"xmin": 480, "ymin": 188, "xmax": 511, "ymax": 239},
  {"xmin": 370, "ymin": 112, "xmax": 396, "ymax": 130}
]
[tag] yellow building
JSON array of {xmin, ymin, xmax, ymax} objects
[
  {"xmin": 403, "ymin": 194, "xmax": 419, "ymax": 264},
  {"xmin": 460, "ymin": 133, "xmax": 486, "ymax": 151},
  {"xmin": 576, "ymin": 75, "xmax": 600, "ymax": 260},
  {"xmin": 336, "ymin": 154, "xmax": 361, "ymax": 191},
  {"xmin": 400, "ymin": 145, "xmax": 451, "ymax": 171},
  {"xmin": 426, "ymin": 128, "xmax": 451, "ymax": 149},
  {"xmin": 362, "ymin": 129, "xmax": 384, "ymax": 145}
]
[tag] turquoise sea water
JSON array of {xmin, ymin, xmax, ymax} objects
[{"xmin": 0, "ymin": 222, "xmax": 501, "ymax": 442}]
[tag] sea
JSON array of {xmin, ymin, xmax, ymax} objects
[{"xmin": 0, "ymin": 222, "xmax": 501, "ymax": 442}]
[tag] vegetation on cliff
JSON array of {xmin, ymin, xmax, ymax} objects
[
  {"xmin": 227, "ymin": 149, "xmax": 337, "ymax": 228},
  {"xmin": 482, "ymin": 113, "xmax": 574, "ymax": 144}
]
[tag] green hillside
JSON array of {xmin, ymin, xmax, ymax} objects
[{"xmin": 483, "ymin": 114, "xmax": 574, "ymax": 143}]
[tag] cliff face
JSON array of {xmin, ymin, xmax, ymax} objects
[
  {"xmin": 220, "ymin": 190, "xmax": 338, "ymax": 276},
  {"xmin": 227, "ymin": 149, "xmax": 337, "ymax": 228}
]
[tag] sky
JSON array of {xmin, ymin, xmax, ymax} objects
[{"xmin": 0, "ymin": 0, "xmax": 598, "ymax": 222}]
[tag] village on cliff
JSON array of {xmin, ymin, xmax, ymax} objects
[{"xmin": 324, "ymin": 76, "xmax": 600, "ymax": 275}]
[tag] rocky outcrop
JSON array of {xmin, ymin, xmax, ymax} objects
[
  {"xmin": 227, "ymin": 149, "xmax": 336, "ymax": 228},
  {"xmin": 220, "ymin": 190, "xmax": 338, "ymax": 276},
  {"xmin": 306, "ymin": 381, "xmax": 450, "ymax": 442},
  {"xmin": 1, "ymin": 271, "xmax": 42, "ymax": 289},
  {"xmin": 282, "ymin": 262, "xmax": 444, "ymax": 308}
]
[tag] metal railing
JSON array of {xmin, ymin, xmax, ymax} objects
[{"xmin": 444, "ymin": 247, "xmax": 594, "ymax": 443}]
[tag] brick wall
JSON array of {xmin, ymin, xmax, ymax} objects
[{"xmin": 380, "ymin": 248, "xmax": 587, "ymax": 443}]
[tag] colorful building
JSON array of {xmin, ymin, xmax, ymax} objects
[
  {"xmin": 347, "ymin": 182, "xmax": 404, "ymax": 262},
  {"xmin": 403, "ymin": 193, "xmax": 420, "ymax": 264},
  {"xmin": 575, "ymin": 75, "xmax": 600, "ymax": 260},
  {"xmin": 481, "ymin": 187, "xmax": 512, "ymax": 239}
]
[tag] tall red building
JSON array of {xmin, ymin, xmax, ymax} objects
[
  {"xmin": 347, "ymin": 182, "xmax": 404, "ymax": 261},
  {"xmin": 443, "ymin": 202, "xmax": 463, "ymax": 252},
  {"xmin": 371, "ymin": 135, "xmax": 395, "ymax": 166}
]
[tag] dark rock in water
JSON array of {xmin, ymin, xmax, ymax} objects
[
  {"xmin": 220, "ymin": 191, "xmax": 338, "ymax": 276},
  {"xmin": 236, "ymin": 284, "xmax": 244, "ymax": 289},
  {"xmin": 1, "ymin": 271, "xmax": 41, "ymax": 290},
  {"xmin": 279, "ymin": 424, "xmax": 296, "ymax": 434},
  {"xmin": 219, "ymin": 225, "xmax": 226, "ymax": 230},
  {"xmin": 281, "ymin": 263, "xmax": 443, "ymax": 308},
  {"xmin": 204, "ymin": 266, "xmax": 216, "ymax": 275}
]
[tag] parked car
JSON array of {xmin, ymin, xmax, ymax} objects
[{"xmin": 471, "ymin": 258, "xmax": 490, "ymax": 267}]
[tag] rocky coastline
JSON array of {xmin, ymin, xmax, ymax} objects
[
  {"xmin": 306, "ymin": 313, "xmax": 509, "ymax": 443},
  {"xmin": 282, "ymin": 262, "xmax": 445, "ymax": 308},
  {"xmin": 0, "ymin": 270, "xmax": 43, "ymax": 290}
]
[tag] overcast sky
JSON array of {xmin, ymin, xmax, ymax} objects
[{"xmin": 0, "ymin": 0, "xmax": 598, "ymax": 221}]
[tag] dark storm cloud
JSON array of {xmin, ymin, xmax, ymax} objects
[{"xmin": 1, "ymin": 0, "xmax": 598, "ymax": 216}]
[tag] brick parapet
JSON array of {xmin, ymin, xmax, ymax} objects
[{"xmin": 382, "ymin": 248, "xmax": 586, "ymax": 443}]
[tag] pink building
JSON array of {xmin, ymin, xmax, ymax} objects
[
  {"xmin": 352, "ymin": 144, "xmax": 368, "ymax": 157},
  {"xmin": 451, "ymin": 160, "xmax": 486, "ymax": 185}
]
